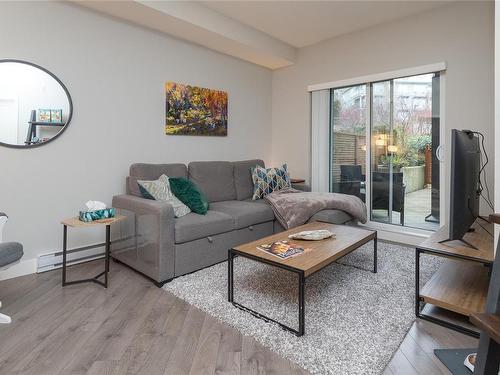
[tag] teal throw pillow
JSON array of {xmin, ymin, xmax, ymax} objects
[{"xmin": 169, "ymin": 177, "xmax": 209, "ymax": 215}]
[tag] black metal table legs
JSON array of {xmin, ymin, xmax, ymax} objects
[
  {"xmin": 228, "ymin": 249, "xmax": 234, "ymax": 303},
  {"xmin": 228, "ymin": 235, "xmax": 377, "ymax": 337},
  {"xmin": 105, "ymin": 224, "xmax": 110, "ymax": 287},
  {"xmin": 298, "ymin": 270, "xmax": 305, "ymax": 336},
  {"xmin": 228, "ymin": 249, "xmax": 306, "ymax": 336},
  {"xmin": 415, "ymin": 248, "xmax": 420, "ymax": 318},
  {"xmin": 62, "ymin": 224, "xmax": 111, "ymax": 288},
  {"xmin": 62, "ymin": 224, "xmax": 67, "ymax": 286}
]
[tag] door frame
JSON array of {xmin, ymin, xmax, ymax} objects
[
  {"xmin": 311, "ymin": 63, "xmax": 447, "ymax": 239},
  {"xmin": 361, "ymin": 72, "xmax": 446, "ymax": 236},
  {"xmin": 0, "ymin": 96, "xmax": 19, "ymax": 145}
]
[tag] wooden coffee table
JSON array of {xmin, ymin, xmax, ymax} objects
[{"xmin": 228, "ymin": 221, "xmax": 377, "ymax": 336}]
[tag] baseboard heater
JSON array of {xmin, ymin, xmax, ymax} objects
[
  {"xmin": 37, "ymin": 236, "xmax": 136, "ymax": 273},
  {"xmin": 37, "ymin": 242, "xmax": 106, "ymax": 273}
]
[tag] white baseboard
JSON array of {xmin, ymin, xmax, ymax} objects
[
  {"xmin": 0, "ymin": 258, "xmax": 37, "ymax": 281},
  {"xmin": 359, "ymin": 221, "xmax": 431, "ymax": 246}
]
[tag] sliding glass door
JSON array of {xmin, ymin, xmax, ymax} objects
[
  {"xmin": 327, "ymin": 72, "xmax": 441, "ymax": 231},
  {"xmin": 370, "ymin": 80, "xmax": 393, "ymax": 223},
  {"xmin": 330, "ymin": 85, "xmax": 367, "ymax": 202},
  {"xmin": 370, "ymin": 73, "xmax": 440, "ymax": 231}
]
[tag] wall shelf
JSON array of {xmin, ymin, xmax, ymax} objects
[{"xmin": 25, "ymin": 110, "xmax": 65, "ymax": 145}]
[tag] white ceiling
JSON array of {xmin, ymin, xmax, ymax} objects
[
  {"xmin": 202, "ymin": 1, "xmax": 450, "ymax": 48},
  {"xmin": 73, "ymin": 0, "xmax": 297, "ymax": 69},
  {"xmin": 74, "ymin": 0, "xmax": 461, "ymax": 69}
]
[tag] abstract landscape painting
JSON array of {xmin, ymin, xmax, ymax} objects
[{"xmin": 165, "ymin": 82, "xmax": 228, "ymax": 136}]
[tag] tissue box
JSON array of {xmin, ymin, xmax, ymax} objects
[{"xmin": 79, "ymin": 208, "xmax": 116, "ymax": 223}]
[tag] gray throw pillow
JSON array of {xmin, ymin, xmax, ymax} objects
[{"xmin": 137, "ymin": 174, "xmax": 191, "ymax": 218}]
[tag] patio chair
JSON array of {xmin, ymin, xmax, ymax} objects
[
  {"xmin": 372, "ymin": 172, "xmax": 405, "ymax": 226},
  {"xmin": 0, "ymin": 212, "xmax": 24, "ymax": 324},
  {"xmin": 336, "ymin": 165, "xmax": 366, "ymax": 200},
  {"xmin": 340, "ymin": 165, "xmax": 365, "ymax": 184},
  {"xmin": 332, "ymin": 181, "xmax": 363, "ymax": 200}
]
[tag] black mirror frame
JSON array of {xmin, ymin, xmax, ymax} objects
[{"xmin": 0, "ymin": 59, "xmax": 73, "ymax": 149}]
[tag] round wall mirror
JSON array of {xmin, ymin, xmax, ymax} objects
[{"xmin": 0, "ymin": 60, "xmax": 72, "ymax": 148}]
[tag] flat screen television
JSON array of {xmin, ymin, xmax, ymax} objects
[{"xmin": 446, "ymin": 129, "xmax": 481, "ymax": 248}]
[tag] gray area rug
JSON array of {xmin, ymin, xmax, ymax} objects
[{"xmin": 164, "ymin": 241, "xmax": 440, "ymax": 375}]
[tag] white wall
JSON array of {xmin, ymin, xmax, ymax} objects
[
  {"xmin": 0, "ymin": 1, "xmax": 495, "ymax": 278},
  {"xmin": 0, "ymin": 1, "xmax": 272, "ymax": 277},
  {"xmin": 272, "ymin": 2, "xmax": 494, "ymax": 218}
]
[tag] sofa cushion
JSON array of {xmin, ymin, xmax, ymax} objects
[
  {"xmin": 188, "ymin": 161, "xmax": 237, "ymax": 203},
  {"xmin": 308, "ymin": 210, "xmax": 353, "ymax": 224},
  {"xmin": 128, "ymin": 163, "xmax": 187, "ymax": 196},
  {"xmin": 232, "ymin": 159, "xmax": 265, "ymax": 200},
  {"xmin": 130, "ymin": 163, "xmax": 188, "ymax": 179},
  {"xmin": 210, "ymin": 200, "xmax": 274, "ymax": 229},
  {"xmin": 174, "ymin": 210, "xmax": 234, "ymax": 243}
]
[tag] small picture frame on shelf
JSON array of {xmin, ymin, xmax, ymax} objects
[
  {"xmin": 50, "ymin": 109, "xmax": 62, "ymax": 123},
  {"xmin": 37, "ymin": 109, "xmax": 51, "ymax": 122}
]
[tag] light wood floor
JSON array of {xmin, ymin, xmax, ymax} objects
[{"xmin": 0, "ymin": 260, "xmax": 477, "ymax": 375}]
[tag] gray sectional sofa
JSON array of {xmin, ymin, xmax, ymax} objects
[{"xmin": 111, "ymin": 159, "xmax": 355, "ymax": 286}]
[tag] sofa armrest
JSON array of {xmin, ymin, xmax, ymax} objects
[
  {"xmin": 292, "ymin": 183, "xmax": 311, "ymax": 192},
  {"xmin": 113, "ymin": 194, "xmax": 175, "ymax": 218},
  {"xmin": 112, "ymin": 195, "xmax": 176, "ymax": 283}
]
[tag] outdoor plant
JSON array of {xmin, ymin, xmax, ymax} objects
[
  {"xmin": 381, "ymin": 133, "xmax": 430, "ymax": 170},
  {"xmin": 407, "ymin": 134, "xmax": 431, "ymax": 152}
]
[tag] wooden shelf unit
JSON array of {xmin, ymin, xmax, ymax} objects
[
  {"xmin": 416, "ymin": 219, "xmax": 494, "ymax": 337},
  {"xmin": 24, "ymin": 109, "xmax": 66, "ymax": 145},
  {"xmin": 417, "ymin": 219, "xmax": 494, "ymax": 262},
  {"xmin": 420, "ymin": 259, "xmax": 490, "ymax": 316}
]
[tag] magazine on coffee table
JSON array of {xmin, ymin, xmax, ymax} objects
[{"xmin": 257, "ymin": 240, "xmax": 311, "ymax": 259}]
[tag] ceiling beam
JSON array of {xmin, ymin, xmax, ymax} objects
[{"xmin": 72, "ymin": 0, "xmax": 297, "ymax": 69}]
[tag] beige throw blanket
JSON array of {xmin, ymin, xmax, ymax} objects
[{"xmin": 264, "ymin": 188, "xmax": 367, "ymax": 229}]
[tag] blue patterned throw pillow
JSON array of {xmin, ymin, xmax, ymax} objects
[{"xmin": 251, "ymin": 164, "xmax": 291, "ymax": 200}]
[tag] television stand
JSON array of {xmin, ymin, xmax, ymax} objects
[
  {"xmin": 438, "ymin": 237, "xmax": 480, "ymax": 250},
  {"xmin": 416, "ymin": 219, "xmax": 494, "ymax": 337},
  {"xmin": 478, "ymin": 216, "xmax": 491, "ymax": 224}
]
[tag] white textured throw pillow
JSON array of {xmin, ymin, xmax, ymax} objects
[{"xmin": 137, "ymin": 174, "xmax": 191, "ymax": 218}]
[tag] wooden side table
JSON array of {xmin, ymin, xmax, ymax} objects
[{"xmin": 61, "ymin": 215, "xmax": 125, "ymax": 288}]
